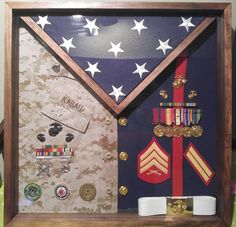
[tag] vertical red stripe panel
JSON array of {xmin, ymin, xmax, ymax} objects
[{"xmin": 172, "ymin": 53, "xmax": 188, "ymax": 196}]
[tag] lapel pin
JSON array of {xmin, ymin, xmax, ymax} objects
[
  {"xmin": 188, "ymin": 90, "xmax": 198, "ymax": 99},
  {"xmin": 159, "ymin": 90, "xmax": 168, "ymax": 99},
  {"xmin": 173, "ymin": 75, "xmax": 187, "ymax": 88}
]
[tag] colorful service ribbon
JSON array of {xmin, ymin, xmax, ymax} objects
[
  {"xmin": 160, "ymin": 102, "xmax": 197, "ymax": 107},
  {"xmin": 152, "ymin": 108, "xmax": 202, "ymax": 126},
  {"xmin": 160, "ymin": 108, "xmax": 166, "ymax": 124},
  {"xmin": 152, "ymin": 108, "xmax": 159, "ymax": 124},
  {"xmin": 36, "ymin": 145, "xmax": 74, "ymax": 158},
  {"xmin": 165, "ymin": 108, "xmax": 172, "ymax": 126}
]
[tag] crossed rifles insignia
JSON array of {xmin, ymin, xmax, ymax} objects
[
  {"xmin": 37, "ymin": 159, "xmax": 52, "ymax": 177},
  {"xmin": 138, "ymin": 137, "xmax": 170, "ymax": 184}
]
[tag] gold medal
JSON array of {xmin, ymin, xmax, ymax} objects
[
  {"xmin": 182, "ymin": 127, "xmax": 191, "ymax": 138},
  {"xmin": 173, "ymin": 126, "xmax": 182, "ymax": 137},
  {"xmin": 165, "ymin": 126, "xmax": 174, "ymax": 137},
  {"xmin": 191, "ymin": 125, "xmax": 203, "ymax": 137},
  {"xmin": 153, "ymin": 125, "xmax": 165, "ymax": 137}
]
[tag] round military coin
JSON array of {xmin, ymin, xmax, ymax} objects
[
  {"xmin": 173, "ymin": 126, "xmax": 183, "ymax": 137},
  {"xmin": 153, "ymin": 125, "xmax": 165, "ymax": 137},
  {"xmin": 79, "ymin": 184, "xmax": 96, "ymax": 201},
  {"xmin": 182, "ymin": 127, "xmax": 191, "ymax": 138},
  {"xmin": 191, "ymin": 125, "xmax": 203, "ymax": 137},
  {"xmin": 55, "ymin": 184, "xmax": 70, "ymax": 200},
  {"xmin": 165, "ymin": 126, "xmax": 174, "ymax": 137},
  {"xmin": 24, "ymin": 183, "xmax": 42, "ymax": 201}
]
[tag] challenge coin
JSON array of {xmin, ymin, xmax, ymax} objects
[
  {"xmin": 55, "ymin": 184, "xmax": 70, "ymax": 200},
  {"xmin": 24, "ymin": 183, "xmax": 42, "ymax": 201},
  {"xmin": 79, "ymin": 184, "xmax": 96, "ymax": 201}
]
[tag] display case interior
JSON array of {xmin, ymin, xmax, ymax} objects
[{"xmin": 4, "ymin": 2, "xmax": 232, "ymax": 227}]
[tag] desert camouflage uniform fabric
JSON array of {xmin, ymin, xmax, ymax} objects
[{"xmin": 18, "ymin": 27, "xmax": 118, "ymax": 213}]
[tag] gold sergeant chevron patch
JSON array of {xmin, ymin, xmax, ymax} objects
[
  {"xmin": 138, "ymin": 137, "xmax": 170, "ymax": 184},
  {"xmin": 184, "ymin": 143, "xmax": 214, "ymax": 185}
]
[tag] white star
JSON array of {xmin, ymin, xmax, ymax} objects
[
  {"xmin": 179, "ymin": 17, "xmax": 195, "ymax": 32},
  {"xmin": 83, "ymin": 18, "xmax": 100, "ymax": 35},
  {"xmin": 36, "ymin": 15, "xmax": 51, "ymax": 29},
  {"xmin": 156, "ymin": 39, "xmax": 173, "ymax": 55},
  {"xmin": 109, "ymin": 85, "xmax": 126, "ymax": 102},
  {"xmin": 85, "ymin": 61, "xmax": 101, "ymax": 78},
  {"xmin": 108, "ymin": 42, "xmax": 124, "ymax": 58},
  {"xmin": 131, "ymin": 19, "xmax": 148, "ymax": 35},
  {"xmin": 60, "ymin": 37, "xmax": 76, "ymax": 53},
  {"xmin": 132, "ymin": 63, "xmax": 149, "ymax": 79}
]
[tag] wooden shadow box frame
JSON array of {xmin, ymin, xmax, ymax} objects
[{"xmin": 4, "ymin": 2, "xmax": 232, "ymax": 227}]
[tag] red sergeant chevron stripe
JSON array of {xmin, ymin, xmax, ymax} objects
[
  {"xmin": 184, "ymin": 143, "xmax": 214, "ymax": 185},
  {"xmin": 138, "ymin": 137, "xmax": 170, "ymax": 184}
]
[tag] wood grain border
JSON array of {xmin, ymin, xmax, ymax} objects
[
  {"xmin": 5, "ymin": 2, "xmax": 231, "ymax": 10},
  {"xmin": 216, "ymin": 3, "xmax": 232, "ymax": 226},
  {"xmin": 0, "ymin": 120, "xmax": 3, "ymax": 148}
]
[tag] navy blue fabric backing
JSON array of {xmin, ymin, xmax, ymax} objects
[
  {"xmin": 118, "ymin": 23, "xmax": 217, "ymax": 210},
  {"xmin": 31, "ymin": 14, "xmax": 217, "ymax": 210}
]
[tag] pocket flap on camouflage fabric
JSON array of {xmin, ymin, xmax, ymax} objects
[{"xmin": 41, "ymin": 104, "xmax": 90, "ymax": 133}]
